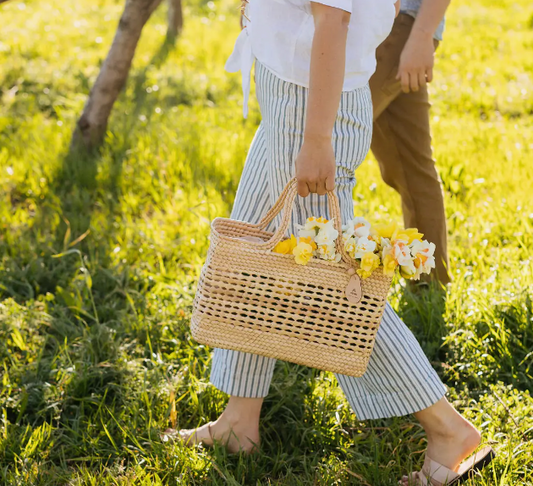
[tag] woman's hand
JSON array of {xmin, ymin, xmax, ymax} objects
[{"xmin": 295, "ymin": 136, "xmax": 336, "ymax": 197}]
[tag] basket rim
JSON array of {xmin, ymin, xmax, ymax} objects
[
  {"xmin": 210, "ymin": 216, "xmax": 277, "ymax": 250},
  {"xmin": 208, "ymin": 217, "xmax": 395, "ymax": 278}
]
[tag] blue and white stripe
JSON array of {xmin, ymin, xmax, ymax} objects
[{"xmin": 210, "ymin": 62, "xmax": 446, "ymax": 420}]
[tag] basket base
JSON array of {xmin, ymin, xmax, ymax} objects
[{"xmin": 191, "ymin": 315, "xmax": 372, "ymax": 377}]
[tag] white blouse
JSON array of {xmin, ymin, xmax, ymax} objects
[{"xmin": 226, "ymin": 0, "xmax": 397, "ymax": 117}]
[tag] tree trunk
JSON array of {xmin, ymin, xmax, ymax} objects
[
  {"xmin": 167, "ymin": 0, "xmax": 183, "ymax": 39},
  {"xmin": 73, "ymin": 0, "xmax": 164, "ymax": 149}
]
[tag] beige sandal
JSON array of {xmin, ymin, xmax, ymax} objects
[{"xmin": 403, "ymin": 446, "xmax": 495, "ymax": 485}]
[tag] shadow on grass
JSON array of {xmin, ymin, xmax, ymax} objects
[
  {"xmin": 397, "ymin": 283, "xmax": 449, "ymax": 373},
  {"xmin": 0, "ymin": 33, "xmax": 188, "ymax": 483}
]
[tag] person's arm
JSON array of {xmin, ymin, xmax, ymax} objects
[
  {"xmin": 295, "ymin": 3, "xmax": 350, "ymax": 197},
  {"xmin": 397, "ymin": 0, "xmax": 451, "ymax": 93}
]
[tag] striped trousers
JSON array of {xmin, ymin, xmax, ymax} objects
[{"xmin": 210, "ymin": 62, "xmax": 446, "ymax": 420}]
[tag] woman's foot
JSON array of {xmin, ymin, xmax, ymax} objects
[
  {"xmin": 401, "ymin": 398, "xmax": 481, "ymax": 485},
  {"xmin": 161, "ymin": 396, "xmax": 263, "ymax": 454}
]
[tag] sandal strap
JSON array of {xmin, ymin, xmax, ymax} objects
[
  {"xmin": 420, "ymin": 455, "xmax": 460, "ymax": 485},
  {"xmin": 411, "ymin": 471, "xmax": 429, "ymax": 486}
]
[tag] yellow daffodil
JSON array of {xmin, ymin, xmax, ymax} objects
[
  {"xmin": 273, "ymin": 234, "xmax": 298, "ymax": 254},
  {"xmin": 293, "ymin": 241, "xmax": 314, "ymax": 265},
  {"xmin": 356, "ymin": 251, "xmax": 380, "ymax": 279},
  {"xmin": 357, "ymin": 269, "xmax": 374, "ymax": 279},
  {"xmin": 372, "ymin": 221, "xmax": 423, "ymax": 245},
  {"xmin": 392, "ymin": 227, "xmax": 424, "ymax": 244},
  {"xmin": 298, "ymin": 236, "xmax": 317, "ymax": 250},
  {"xmin": 400, "ymin": 264, "xmax": 417, "ymax": 279},
  {"xmin": 371, "ymin": 221, "xmax": 399, "ymax": 239},
  {"xmin": 382, "ymin": 252, "xmax": 399, "ymax": 277}
]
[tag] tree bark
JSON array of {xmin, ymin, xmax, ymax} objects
[
  {"xmin": 73, "ymin": 0, "xmax": 164, "ymax": 149},
  {"xmin": 167, "ymin": 0, "xmax": 183, "ymax": 39}
]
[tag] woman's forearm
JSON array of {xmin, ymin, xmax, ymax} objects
[
  {"xmin": 295, "ymin": 3, "xmax": 350, "ymax": 196},
  {"xmin": 305, "ymin": 4, "xmax": 350, "ymax": 142}
]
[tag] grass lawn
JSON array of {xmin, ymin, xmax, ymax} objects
[{"xmin": 1, "ymin": 0, "xmax": 532, "ymax": 484}]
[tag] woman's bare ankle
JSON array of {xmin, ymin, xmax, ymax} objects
[{"xmin": 218, "ymin": 396, "xmax": 263, "ymax": 428}]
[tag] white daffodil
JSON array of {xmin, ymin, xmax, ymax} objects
[
  {"xmin": 392, "ymin": 240, "xmax": 414, "ymax": 267},
  {"xmin": 344, "ymin": 236, "xmax": 358, "ymax": 259},
  {"xmin": 342, "ymin": 217, "xmax": 371, "ymax": 239},
  {"xmin": 410, "ymin": 240, "xmax": 436, "ymax": 276},
  {"xmin": 315, "ymin": 222, "xmax": 339, "ymax": 247},
  {"xmin": 317, "ymin": 243, "xmax": 341, "ymax": 262},
  {"xmin": 303, "ymin": 216, "xmax": 329, "ymax": 231},
  {"xmin": 297, "ymin": 228, "xmax": 317, "ymax": 239},
  {"xmin": 353, "ymin": 236, "xmax": 377, "ymax": 260}
]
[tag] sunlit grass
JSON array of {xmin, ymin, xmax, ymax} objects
[{"xmin": 0, "ymin": 0, "xmax": 532, "ymax": 484}]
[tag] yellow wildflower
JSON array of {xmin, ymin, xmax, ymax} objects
[
  {"xmin": 293, "ymin": 241, "xmax": 314, "ymax": 265},
  {"xmin": 273, "ymin": 234, "xmax": 298, "ymax": 254}
]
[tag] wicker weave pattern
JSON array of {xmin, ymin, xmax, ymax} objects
[{"xmin": 191, "ymin": 179, "xmax": 392, "ymax": 376}]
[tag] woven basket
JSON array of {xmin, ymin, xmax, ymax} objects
[{"xmin": 191, "ymin": 178, "xmax": 392, "ymax": 376}]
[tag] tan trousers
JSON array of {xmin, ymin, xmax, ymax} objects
[{"xmin": 370, "ymin": 14, "xmax": 450, "ymax": 284}]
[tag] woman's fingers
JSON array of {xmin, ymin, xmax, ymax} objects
[
  {"xmin": 297, "ymin": 179, "xmax": 310, "ymax": 198},
  {"xmin": 294, "ymin": 138, "xmax": 336, "ymax": 197},
  {"xmin": 316, "ymin": 180, "xmax": 327, "ymax": 196},
  {"xmin": 297, "ymin": 177, "xmax": 334, "ymax": 197},
  {"xmin": 307, "ymin": 181, "xmax": 318, "ymax": 194}
]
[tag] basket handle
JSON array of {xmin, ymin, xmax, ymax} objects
[{"xmin": 250, "ymin": 178, "xmax": 353, "ymax": 265}]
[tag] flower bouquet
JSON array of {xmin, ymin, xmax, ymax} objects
[{"xmin": 273, "ymin": 216, "xmax": 436, "ymax": 280}]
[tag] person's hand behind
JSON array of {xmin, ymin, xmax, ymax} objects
[
  {"xmin": 295, "ymin": 136, "xmax": 336, "ymax": 197},
  {"xmin": 396, "ymin": 30, "xmax": 435, "ymax": 93}
]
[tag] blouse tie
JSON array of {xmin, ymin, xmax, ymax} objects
[{"xmin": 225, "ymin": 26, "xmax": 254, "ymax": 119}]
